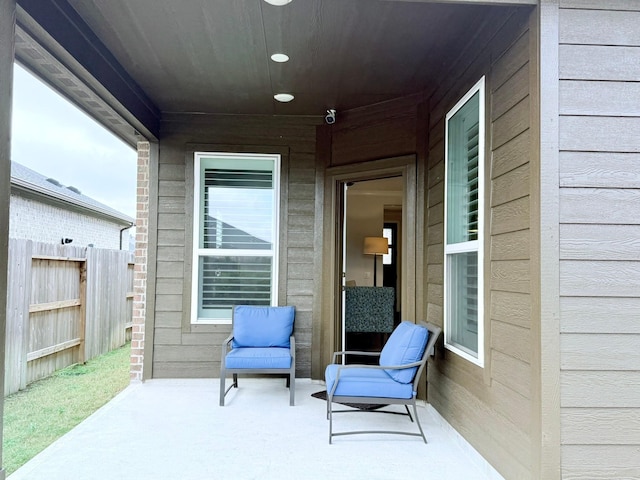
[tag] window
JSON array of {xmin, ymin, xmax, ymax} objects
[
  {"xmin": 192, "ymin": 152, "xmax": 280, "ymax": 323},
  {"xmin": 382, "ymin": 227, "xmax": 393, "ymax": 265},
  {"xmin": 443, "ymin": 77, "xmax": 484, "ymax": 366}
]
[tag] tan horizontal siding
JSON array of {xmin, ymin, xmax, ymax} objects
[
  {"xmin": 559, "ymin": 8, "xmax": 640, "ymax": 45},
  {"xmin": 493, "ymin": 130, "xmax": 530, "ymax": 178},
  {"xmin": 425, "ymin": 9, "xmax": 537, "ymax": 479},
  {"xmin": 561, "ymin": 333, "xmax": 640, "ymax": 370},
  {"xmin": 560, "ymin": 224, "xmax": 640, "ymax": 260},
  {"xmin": 562, "ymin": 408, "xmax": 640, "ymax": 444},
  {"xmin": 560, "ymin": 260, "xmax": 640, "ymax": 296},
  {"xmin": 560, "ymin": 188, "xmax": 640, "ymax": 224},
  {"xmin": 559, "ymin": 152, "xmax": 640, "ymax": 188},
  {"xmin": 491, "ymin": 230, "xmax": 531, "ymax": 261},
  {"xmin": 560, "ymin": 45, "xmax": 640, "ymax": 81},
  {"xmin": 491, "ymin": 30, "xmax": 530, "ymax": 90},
  {"xmin": 491, "ymin": 163, "xmax": 530, "ymax": 207},
  {"xmin": 560, "ymin": 116, "xmax": 640, "ymax": 152},
  {"xmin": 429, "ymin": 368, "xmax": 534, "ymax": 480},
  {"xmin": 491, "ymin": 320, "xmax": 531, "ymax": 364},
  {"xmin": 560, "ymin": 296, "xmax": 640, "ymax": 334},
  {"xmin": 560, "ymin": 80, "xmax": 640, "ymax": 117},
  {"xmin": 491, "ymin": 196, "xmax": 530, "ymax": 235},
  {"xmin": 558, "ymin": 2, "xmax": 640, "ymax": 476},
  {"xmin": 561, "ymin": 371, "xmax": 640, "ymax": 408},
  {"xmin": 151, "ymin": 115, "xmax": 318, "ymax": 379},
  {"xmin": 562, "ymin": 445, "xmax": 640, "ymax": 480},
  {"xmin": 490, "ymin": 291, "xmax": 531, "ymax": 329}
]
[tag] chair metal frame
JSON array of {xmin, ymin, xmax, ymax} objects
[
  {"xmin": 219, "ymin": 307, "xmax": 296, "ymax": 406},
  {"xmin": 326, "ymin": 321, "xmax": 441, "ymax": 444}
]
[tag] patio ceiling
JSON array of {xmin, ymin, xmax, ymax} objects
[{"xmin": 14, "ymin": 0, "xmax": 517, "ymax": 143}]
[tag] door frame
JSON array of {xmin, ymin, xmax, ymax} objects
[{"xmin": 318, "ymin": 154, "xmax": 417, "ymax": 373}]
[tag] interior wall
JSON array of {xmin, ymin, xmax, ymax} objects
[
  {"xmin": 345, "ymin": 189, "xmax": 402, "ymax": 287},
  {"xmin": 424, "ymin": 7, "xmax": 538, "ymax": 480}
]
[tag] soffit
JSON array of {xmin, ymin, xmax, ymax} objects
[{"xmin": 64, "ymin": 0, "xmax": 506, "ymax": 117}]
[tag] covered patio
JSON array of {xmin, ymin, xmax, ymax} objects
[
  {"xmin": 10, "ymin": 379, "xmax": 502, "ymax": 480},
  {"xmin": 0, "ymin": 1, "xmax": 555, "ymax": 478}
]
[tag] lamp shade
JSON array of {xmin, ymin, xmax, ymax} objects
[{"xmin": 363, "ymin": 236, "xmax": 388, "ymax": 255}]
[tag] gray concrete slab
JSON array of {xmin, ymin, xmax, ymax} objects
[{"xmin": 9, "ymin": 379, "xmax": 504, "ymax": 480}]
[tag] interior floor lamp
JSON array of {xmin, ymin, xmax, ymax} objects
[{"xmin": 363, "ymin": 236, "xmax": 389, "ymax": 287}]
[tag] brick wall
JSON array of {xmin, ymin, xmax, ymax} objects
[
  {"xmin": 9, "ymin": 194, "xmax": 130, "ymax": 250},
  {"xmin": 130, "ymin": 141, "xmax": 149, "ymax": 381}
]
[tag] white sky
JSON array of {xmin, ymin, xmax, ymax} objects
[{"xmin": 11, "ymin": 64, "xmax": 137, "ymax": 218}]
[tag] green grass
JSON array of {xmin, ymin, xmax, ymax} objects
[{"xmin": 2, "ymin": 343, "xmax": 131, "ymax": 475}]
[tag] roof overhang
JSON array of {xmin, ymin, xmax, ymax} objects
[
  {"xmin": 13, "ymin": 0, "xmax": 537, "ymax": 143},
  {"xmin": 16, "ymin": 0, "xmax": 160, "ymax": 145}
]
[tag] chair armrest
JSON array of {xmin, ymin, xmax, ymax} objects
[
  {"xmin": 331, "ymin": 350, "xmax": 381, "ymax": 363},
  {"xmin": 336, "ymin": 360, "xmax": 423, "ymax": 372},
  {"xmin": 328, "ymin": 360, "xmax": 424, "ymax": 397},
  {"xmin": 290, "ymin": 335, "xmax": 295, "ymax": 360},
  {"xmin": 220, "ymin": 334, "xmax": 234, "ymax": 368}
]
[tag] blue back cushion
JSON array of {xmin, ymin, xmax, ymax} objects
[
  {"xmin": 232, "ymin": 306, "xmax": 295, "ymax": 348},
  {"xmin": 379, "ymin": 321, "xmax": 429, "ymax": 384}
]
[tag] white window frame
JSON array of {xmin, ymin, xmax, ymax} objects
[
  {"xmin": 191, "ymin": 152, "xmax": 280, "ymax": 324},
  {"xmin": 443, "ymin": 77, "xmax": 485, "ymax": 367}
]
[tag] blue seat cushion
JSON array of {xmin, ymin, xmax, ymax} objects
[
  {"xmin": 225, "ymin": 347, "xmax": 292, "ymax": 369},
  {"xmin": 232, "ymin": 305, "xmax": 295, "ymax": 348},
  {"xmin": 324, "ymin": 365, "xmax": 414, "ymax": 399},
  {"xmin": 379, "ymin": 321, "xmax": 429, "ymax": 384}
]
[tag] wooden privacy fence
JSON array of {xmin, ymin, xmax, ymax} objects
[{"xmin": 5, "ymin": 239, "xmax": 134, "ymax": 396}]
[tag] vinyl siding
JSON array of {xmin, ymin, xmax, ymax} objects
[
  {"xmin": 558, "ymin": 2, "xmax": 640, "ymax": 479},
  {"xmin": 426, "ymin": 8, "xmax": 538, "ymax": 480}
]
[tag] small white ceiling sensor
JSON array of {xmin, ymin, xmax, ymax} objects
[
  {"xmin": 274, "ymin": 93, "xmax": 294, "ymax": 102},
  {"xmin": 270, "ymin": 53, "xmax": 290, "ymax": 63},
  {"xmin": 264, "ymin": 0, "xmax": 293, "ymax": 5}
]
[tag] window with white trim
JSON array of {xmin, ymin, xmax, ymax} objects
[
  {"xmin": 192, "ymin": 152, "xmax": 280, "ymax": 323},
  {"xmin": 443, "ymin": 77, "xmax": 485, "ymax": 366}
]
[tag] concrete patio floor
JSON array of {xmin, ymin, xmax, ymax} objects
[{"xmin": 10, "ymin": 378, "xmax": 504, "ymax": 480}]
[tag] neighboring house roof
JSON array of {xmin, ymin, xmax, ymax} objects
[{"xmin": 10, "ymin": 161, "xmax": 134, "ymax": 225}]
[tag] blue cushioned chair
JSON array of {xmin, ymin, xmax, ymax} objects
[
  {"xmin": 220, "ymin": 305, "xmax": 296, "ymax": 406},
  {"xmin": 325, "ymin": 320, "xmax": 441, "ymax": 443}
]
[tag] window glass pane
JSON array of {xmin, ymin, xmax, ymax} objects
[
  {"xmin": 193, "ymin": 153, "xmax": 279, "ymax": 323},
  {"xmin": 198, "ymin": 255, "xmax": 273, "ymax": 320},
  {"xmin": 447, "ymin": 251, "xmax": 478, "ymax": 356},
  {"xmin": 383, "ymin": 247, "xmax": 392, "ymax": 265},
  {"xmin": 447, "ymin": 91, "xmax": 479, "ymax": 245},
  {"xmin": 202, "ymin": 168, "xmax": 273, "ymax": 250},
  {"xmin": 382, "ymin": 227, "xmax": 393, "ymax": 264},
  {"xmin": 383, "ymin": 228, "xmax": 392, "ymax": 246}
]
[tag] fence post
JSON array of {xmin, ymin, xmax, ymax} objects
[{"xmin": 78, "ymin": 259, "xmax": 87, "ymax": 364}]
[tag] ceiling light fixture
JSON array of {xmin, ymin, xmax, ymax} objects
[
  {"xmin": 274, "ymin": 93, "xmax": 294, "ymax": 103},
  {"xmin": 264, "ymin": 0, "xmax": 293, "ymax": 6},
  {"xmin": 270, "ymin": 53, "xmax": 289, "ymax": 63}
]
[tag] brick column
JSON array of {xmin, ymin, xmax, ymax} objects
[{"xmin": 130, "ymin": 141, "xmax": 150, "ymax": 381}]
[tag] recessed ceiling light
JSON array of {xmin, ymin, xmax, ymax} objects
[
  {"xmin": 264, "ymin": 0, "xmax": 293, "ymax": 5},
  {"xmin": 271, "ymin": 53, "xmax": 289, "ymax": 63},
  {"xmin": 274, "ymin": 93, "xmax": 294, "ymax": 103}
]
